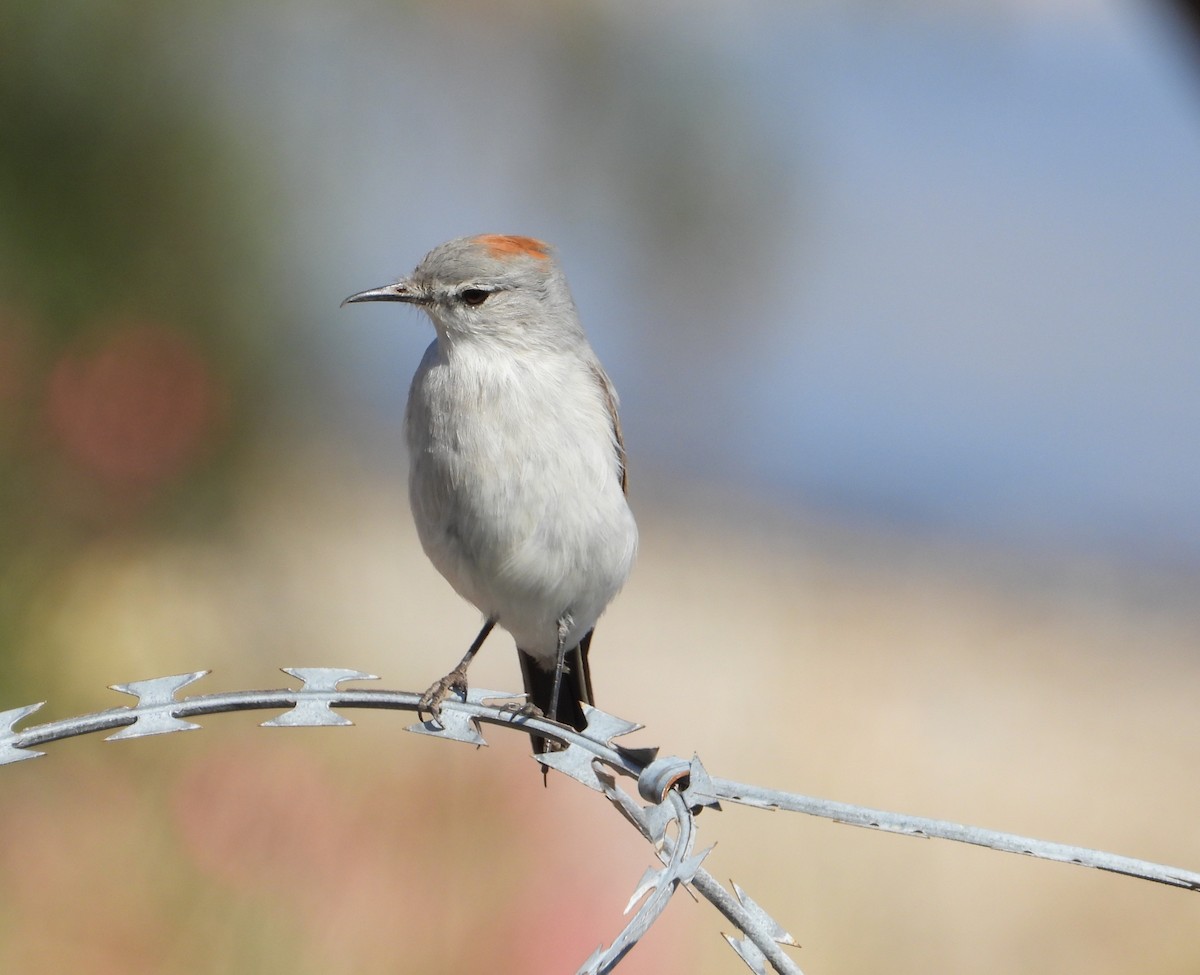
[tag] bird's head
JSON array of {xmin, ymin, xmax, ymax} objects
[{"xmin": 342, "ymin": 234, "xmax": 583, "ymax": 350}]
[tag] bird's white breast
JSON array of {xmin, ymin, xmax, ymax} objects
[{"xmin": 405, "ymin": 337, "xmax": 637, "ymax": 657}]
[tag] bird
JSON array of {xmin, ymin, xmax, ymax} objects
[{"xmin": 343, "ymin": 234, "xmax": 637, "ymax": 756}]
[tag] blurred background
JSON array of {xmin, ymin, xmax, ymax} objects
[{"xmin": 2, "ymin": 0, "xmax": 1199, "ymax": 972}]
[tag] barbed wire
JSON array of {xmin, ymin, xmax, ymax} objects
[{"xmin": 1, "ymin": 668, "xmax": 1197, "ymax": 974}]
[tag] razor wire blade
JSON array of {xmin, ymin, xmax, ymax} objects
[
  {"xmin": 4, "ymin": 667, "xmax": 1197, "ymax": 973},
  {"xmin": 0, "ymin": 668, "xmax": 803, "ymax": 975}
]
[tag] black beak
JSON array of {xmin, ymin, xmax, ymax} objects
[{"xmin": 340, "ymin": 281, "xmax": 424, "ymax": 308}]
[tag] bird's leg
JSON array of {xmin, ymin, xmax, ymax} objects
[
  {"xmin": 543, "ymin": 618, "xmax": 571, "ymax": 754},
  {"xmin": 418, "ymin": 618, "xmax": 496, "ymax": 722}
]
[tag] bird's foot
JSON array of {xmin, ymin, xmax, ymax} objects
[
  {"xmin": 417, "ymin": 665, "xmax": 470, "ymax": 723},
  {"xmin": 500, "ymin": 700, "xmax": 544, "ymax": 720}
]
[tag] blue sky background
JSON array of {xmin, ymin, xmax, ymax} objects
[
  {"xmin": 738, "ymin": 4, "xmax": 1200, "ymax": 562},
  {"xmin": 214, "ymin": 0, "xmax": 1200, "ymax": 569}
]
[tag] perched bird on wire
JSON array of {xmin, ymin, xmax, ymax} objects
[{"xmin": 343, "ymin": 234, "xmax": 637, "ymax": 756}]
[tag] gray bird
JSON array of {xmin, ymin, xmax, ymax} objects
[{"xmin": 344, "ymin": 234, "xmax": 637, "ymax": 754}]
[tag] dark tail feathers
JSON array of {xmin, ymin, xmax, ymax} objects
[{"xmin": 517, "ymin": 629, "xmax": 594, "ymax": 755}]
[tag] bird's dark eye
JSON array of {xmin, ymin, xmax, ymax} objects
[{"xmin": 460, "ymin": 288, "xmax": 490, "ymax": 307}]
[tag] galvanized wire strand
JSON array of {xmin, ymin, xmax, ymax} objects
[
  {"xmin": 3, "ymin": 667, "xmax": 1198, "ymax": 975},
  {"xmin": 0, "ymin": 670, "xmax": 798, "ymax": 974},
  {"xmin": 706, "ymin": 776, "xmax": 1200, "ymax": 892}
]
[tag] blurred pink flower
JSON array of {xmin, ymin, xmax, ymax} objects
[{"xmin": 46, "ymin": 322, "xmax": 223, "ymax": 495}]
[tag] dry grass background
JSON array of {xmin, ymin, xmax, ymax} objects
[{"xmin": 3, "ymin": 444, "xmax": 1198, "ymax": 974}]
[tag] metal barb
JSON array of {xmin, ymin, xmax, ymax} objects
[
  {"xmin": 536, "ymin": 743, "xmax": 606, "ymax": 790},
  {"xmin": 283, "ymin": 666, "xmax": 379, "ymax": 691},
  {"xmin": 106, "ymin": 672, "xmax": 210, "ymax": 740},
  {"xmin": 262, "ymin": 667, "xmax": 379, "ymax": 727},
  {"xmin": 463, "ymin": 687, "xmax": 525, "ymax": 707},
  {"xmin": 623, "ymin": 865, "xmax": 665, "ymax": 915},
  {"xmin": 4, "ymin": 668, "xmax": 1199, "ymax": 975},
  {"xmin": 719, "ymin": 883, "xmax": 799, "ymax": 975},
  {"xmin": 725, "ymin": 932, "xmax": 769, "ymax": 975},
  {"xmin": 581, "ymin": 703, "xmax": 644, "ymax": 744},
  {"xmin": 682, "ymin": 755, "xmax": 722, "ymax": 812},
  {"xmin": 576, "ymin": 946, "xmax": 607, "ymax": 975},
  {"xmin": 731, "ymin": 882, "xmax": 798, "ymax": 947},
  {"xmin": 406, "ymin": 708, "xmax": 488, "ymax": 747},
  {"xmin": 0, "ymin": 703, "xmax": 47, "ymax": 765},
  {"xmin": 692, "ymin": 873, "xmax": 805, "ymax": 975},
  {"xmin": 577, "ymin": 788, "xmax": 703, "ymax": 975}
]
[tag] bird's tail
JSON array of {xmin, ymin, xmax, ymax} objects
[{"xmin": 517, "ymin": 629, "xmax": 594, "ymax": 756}]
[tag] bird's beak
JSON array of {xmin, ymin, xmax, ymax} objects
[{"xmin": 340, "ymin": 280, "xmax": 424, "ymax": 308}]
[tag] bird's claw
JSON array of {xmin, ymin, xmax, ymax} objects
[
  {"xmin": 417, "ymin": 667, "xmax": 469, "ymax": 724},
  {"xmin": 499, "ymin": 700, "xmax": 544, "ymax": 720}
]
